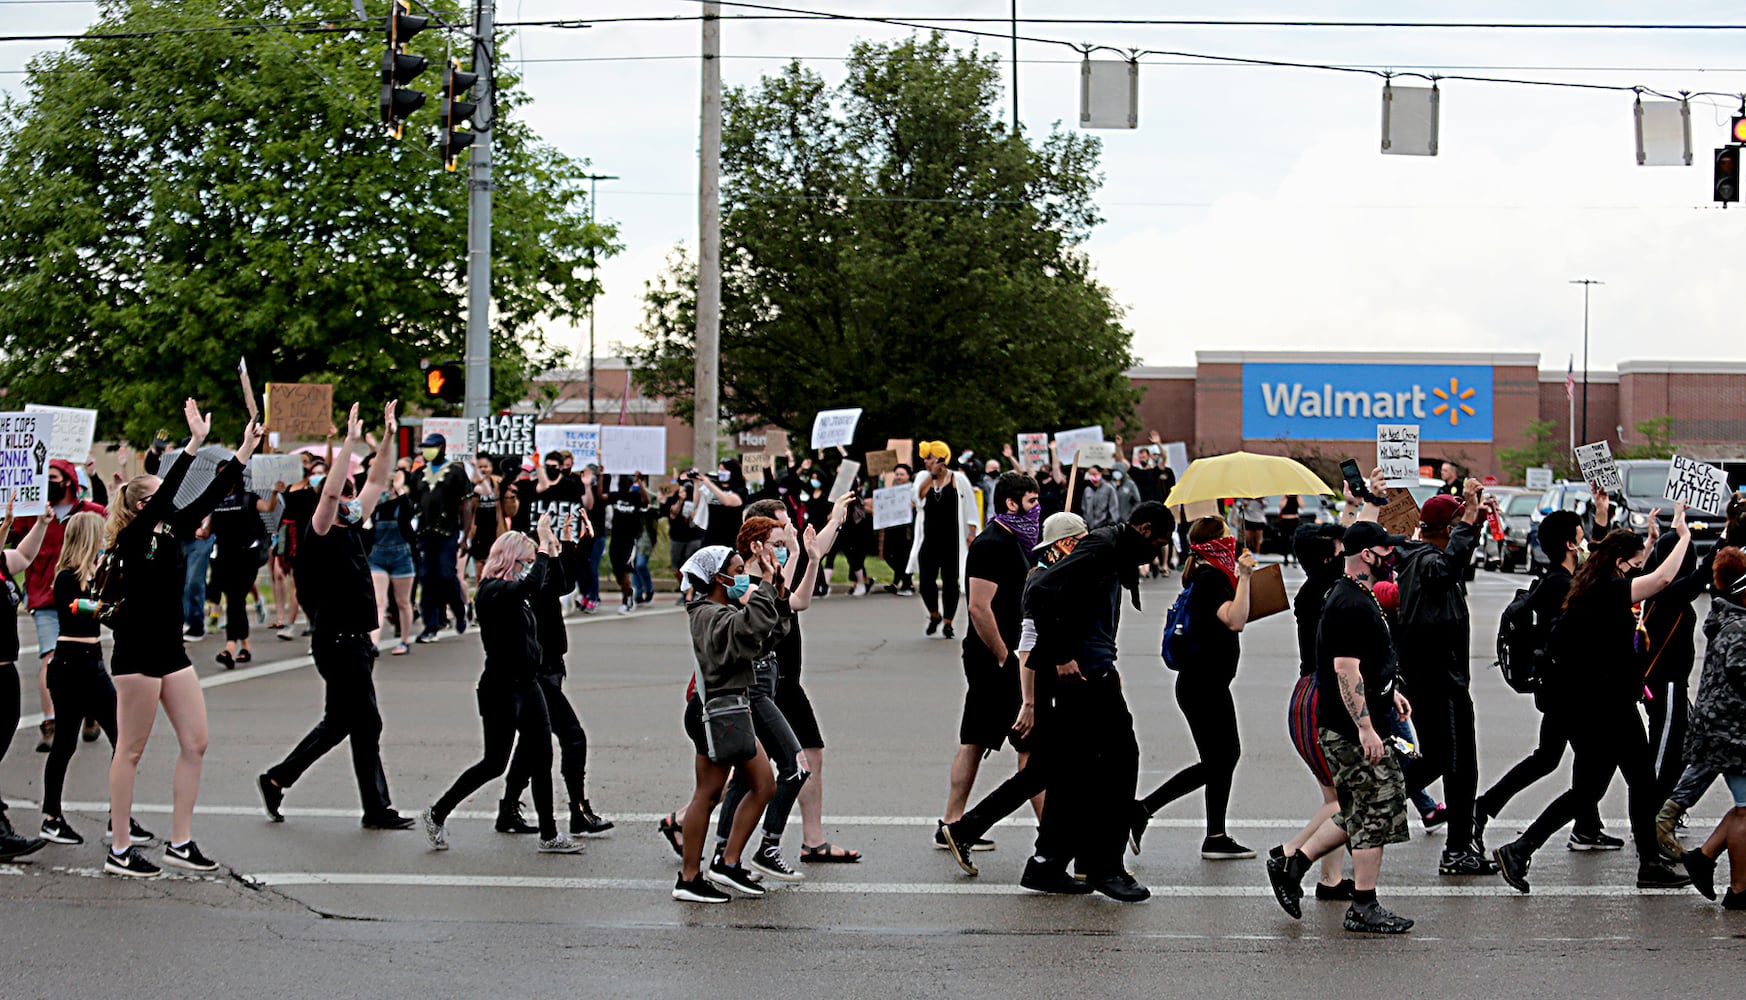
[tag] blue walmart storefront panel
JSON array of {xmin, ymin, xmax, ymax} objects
[{"xmin": 1242, "ymin": 363, "xmax": 1493, "ymax": 442}]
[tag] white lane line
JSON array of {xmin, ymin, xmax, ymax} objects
[
  {"xmin": 244, "ymin": 871, "xmax": 1695, "ymax": 899},
  {"xmin": 12, "ymin": 605, "xmax": 688, "ymax": 732}
]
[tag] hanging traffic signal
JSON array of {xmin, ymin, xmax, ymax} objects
[
  {"xmin": 1716, "ymin": 146, "xmax": 1740, "ymax": 205},
  {"xmin": 422, "ymin": 361, "xmax": 464, "ymax": 403},
  {"xmin": 1733, "ymin": 116, "xmax": 1746, "ymax": 144},
  {"xmin": 380, "ymin": 0, "xmax": 429, "ymax": 137},
  {"xmin": 437, "ymin": 59, "xmax": 480, "ymax": 171}
]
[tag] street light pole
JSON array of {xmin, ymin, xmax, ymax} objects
[
  {"xmin": 1010, "ymin": 0, "xmax": 1019, "ymax": 131},
  {"xmin": 1570, "ymin": 278, "xmax": 1602, "ymax": 443},
  {"xmin": 582, "ymin": 173, "xmax": 617, "ymax": 425},
  {"xmin": 694, "ymin": 3, "xmax": 722, "ymax": 470}
]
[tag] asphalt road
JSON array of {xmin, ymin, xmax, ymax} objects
[{"xmin": 4, "ymin": 565, "xmax": 1742, "ymax": 999}]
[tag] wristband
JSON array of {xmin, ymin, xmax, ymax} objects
[{"xmin": 72, "ymin": 598, "xmax": 101, "ymax": 617}]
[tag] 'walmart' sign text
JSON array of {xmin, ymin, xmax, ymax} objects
[{"xmin": 1241, "ymin": 363, "xmax": 1493, "ymax": 442}]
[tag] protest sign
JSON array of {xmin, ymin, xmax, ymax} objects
[
  {"xmin": 599, "ymin": 425, "xmax": 667, "ymax": 475},
  {"xmin": 1376, "ymin": 423, "xmax": 1421, "ymax": 488},
  {"xmin": 238, "ymin": 358, "xmax": 259, "ymax": 423},
  {"xmin": 811, "ymin": 408, "xmax": 863, "ymax": 449},
  {"xmin": 1525, "ymin": 467, "xmax": 1554, "ymax": 491},
  {"xmin": 829, "ymin": 460, "xmax": 862, "ymax": 501},
  {"xmin": 765, "ymin": 429, "xmax": 789, "ymax": 457},
  {"xmin": 477, "ymin": 414, "xmax": 537, "ymax": 458},
  {"xmin": 1664, "ymin": 454, "xmax": 1731, "ymax": 517},
  {"xmin": 1377, "ymin": 488, "xmax": 1421, "ymax": 538},
  {"xmin": 265, "ymin": 383, "xmax": 333, "ymax": 440},
  {"xmin": 886, "ymin": 439, "xmax": 913, "ymax": 468},
  {"xmin": 864, "ymin": 449, "xmax": 899, "ymax": 477},
  {"xmin": 422, "ymin": 417, "xmax": 478, "ymax": 457},
  {"xmin": 532, "ymin": 423, "xmax": 599, "ymax": 466},
  {"xmin": 0, "ymin": 412, "xmax": 52, "ymax": 516},
  {"xmin": 1075, "ymin": 440, "xmax": 1118, "ymax": 469},
  {"xmin": 741, "ymin": 452, "xmax": 770, "ymax": 482},
  {"xmin": 1574, "ymin": 441, "xmax": 1623, "ymax": 494},
  {"xmin": 247, "ymin": 454, "xmax": 304, "ymax": 491},
  {"xmin": 873, "ymin": 484, "xmax": 914, "ymax": 530},
  {"xmin": 24, "ymin": 404, "xmax": 96, "ymax": 464},
  {"xmin": 1054, "ymin": 426, "xmax": 1103, "ymax": 464},
  {"xmin": 1017, "ymin": 433, "xmax": 1050, "ymax": 472},
  {"xmin": 1180, "ymin": 499, "xmax": 1220, "ymax": 522},
  {"xmin": 1163, "ymin": 441, "xmax": 1189, "ymax": 479},
  {"xmin": 1248, "ymin": 564, "xmax": 1290, "ymax": 620}
]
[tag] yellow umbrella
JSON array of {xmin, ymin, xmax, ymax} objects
[{"xmin": 1164, "ymin": 451, "xmax": 1335, "ymax": 506}]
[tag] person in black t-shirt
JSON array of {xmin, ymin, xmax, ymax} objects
[
  {"xmin": 1133, "ymin": 515, "xmax": 1257, "ymax": 861},
  {"xmin": 606, "ymin": 475, "xmax": 649, "ymax": 614},
  {"xmin": 1266, "ymin": 519, "xmax": 1417, "ymax": 934},
  {"xmin": 409, "ymin": 431, "xmax": 473, "ymax": 643},
  {"xmin": 512, "ymin": 457, "xmax": 592, "ymax": 612},
  {"xmin": 209, "ymin": 483, "xmax": 278, "ymax": 670},
  {"xmin": 270, "ymin": 463, "xmax": 322, "ymax": 639},
  {"xmin": 937, "ymin": 473, "xmax": 1039, "ymax": 854},
  {"xmin": 260, "ymin": 402, "xmax": 412, "ymax": 832}
]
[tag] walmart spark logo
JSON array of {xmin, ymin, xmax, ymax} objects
[{"xmin": 1431, "ymin": 377, "xmax": 1478, "ymax": 427}]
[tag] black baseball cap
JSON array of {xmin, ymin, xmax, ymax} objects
[{"xmin": 1341, "ymin": 520, "xmax": 1407, "ymax": 556}]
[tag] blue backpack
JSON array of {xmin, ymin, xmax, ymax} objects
[{"xmin": 1161, "ymin": 580, "xmax": 1197, "ymax": 670}]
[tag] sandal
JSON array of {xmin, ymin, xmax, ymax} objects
[
  {"xmin": 657, "ymin": 812, "xmax": 684, "ymax": 858},
  {"xmin": 390, "ymin": 643, "xmax": 410, "ymax": 656},
  {"xmin": 236, "ymin": 649, "xmax": 253, "ymax": 664},
  {"xmin": 800, "ymin": 841, "xmax": 862, "ymax": 863}
]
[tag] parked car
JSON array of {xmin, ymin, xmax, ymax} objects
[
  {"xmin": 1528, "ymin": 481, "xmax": 1594, "ymax": 575},
  {"xmin": 1613, "ymin": 459, "xmax": 1740, "ymax": 559},
  {"xmin": 1482, "ymin": 487, "xmax": 1538, "ymax": 573},
  {"xmin": 1259, "ymin": 494, "xmax": 1334, "ymax": 554}
]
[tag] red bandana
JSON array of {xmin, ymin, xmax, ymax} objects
[{"xmin": 1191, "ymin": 536, "xmax": 1239, "ymax": 588}]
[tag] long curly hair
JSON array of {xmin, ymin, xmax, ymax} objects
[{"xmin": 1564, "ymin": 527, "xmax": 1644, "ymax": 612}]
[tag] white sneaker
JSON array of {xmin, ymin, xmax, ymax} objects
[
  {"xmin": 850, "ymin": 584, "xmax": 868, "ymax": 597},
  {"xmin": 538, "ymin": 833, "xmax": 586, "ymax": 854},
  {"xmin": 619, "ymin": 601, "xmax": 633, "ymax": 615},
  {"xmin": 421, "ymin": 807, "xmax": 448, "ymax": 851}
]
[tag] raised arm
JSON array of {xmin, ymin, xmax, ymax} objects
[
  {"xmin": 1216, "ymin": 550, "xmax": 1257, "ymax": 631},
  {"xmin": 1633, "ymin": 503, "xmax": 1692, "ymax": 603},
  {"xmin": 3, "ymin": 500, "xmax": 49, "ymax": 576},
  {"xmin": 312, "ymin": 403, "xmax": 361, "ymax": 537},
  {"xmin": 359, "ymin": 401, "xmax": 398, "ymax": 519}
]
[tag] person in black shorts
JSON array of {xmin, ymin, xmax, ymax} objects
[{"xmin": 936, "ymin": 472, "xmax": 1039, "ymax": 854}]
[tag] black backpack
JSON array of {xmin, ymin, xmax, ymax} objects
[{"xmin": 1496, "ymin": 580, "xmax": 1553, "ymax": 694}]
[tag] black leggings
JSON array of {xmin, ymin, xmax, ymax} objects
[
  {"xmin": 505, "ymin": 672, "xmax": 589, "ymax": 807},
  {"xmin": 1400, "ymin": 676, "xmax": 1481, "ymax": 855},
  {"xmin": 918, "ymin": 540, "xmax": 959, "ymax": 619},
  {"xmin": 1476, "ymin": 703, "xmax": 1601, "ymax": 836},
  {"xmin": 1520, "ymin": 702, "xmax": 1659, "ymax": 859},
  {"xmin": 1139, "ymin": 671, "xmax": 1240, "ymax": 835},
  {"xmin": 41, "ymin": 644, "xmax": 117, "ymax": 818},
  {"xmin": 213, "ymin": 558, "xmax": 254, "ymax": 642},
  {"xmin": 433, "ymin": 680, "xmax": 556, "ymax": 839},
  {"xmin": 1, "ymin": 661, "xmax": 19, "ymax": 813},
  {"xmin": 718, "ymin": 656, "xmax": 807, "ymax": 841}
]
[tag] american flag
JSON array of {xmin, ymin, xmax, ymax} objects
[{"xmin": 1565, "ymin": 356, "xmax": 1575, "ymax": 401}]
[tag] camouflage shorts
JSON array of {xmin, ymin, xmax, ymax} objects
[{"xmin": 1318, "ymin": 728, "xmax": 1410, "ymax": 851}]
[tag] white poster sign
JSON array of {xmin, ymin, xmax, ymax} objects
[
  {"xmin": 421, "ymin": 417, "xmax": 477, "ymax": 456},
  {"xmin": 1574, "ymin": 441, "xmax": 1623, "ymax": 494},
  {"xmin": 1075, "ymin": 440, "xmax": 1118, "ymax": 469},
  {"xmin": 1524, "ymin": 467, "xmax": 1554, "ymax": 492},
  {"xmin": 247, "ymin": 454, "xmax": 305, "ymax": 492},
  {"xmin": 535, "ymin": 423, "xmax": 601, "ymax": 468},
  {"xmin": 1376, "ymin": 423, "xmax": 1421, "ymax": 488},
  {"xmin": 1664, "ymin": 454, "xmax": 1731, "ymax": 517},
  {"xmin": 598, "ymin": 425, "xmax": 667, "ymax": 475},
  {"xmin": 0, "ymin": 412, "xmax": 53, "ymax": 516},
  {"xmin": 873, "ymin": 484, "xmax": 914, "ymax": 530},
  {"xmin": 828, "ymin": 459, "xmax": 862, "ymax": 501},
  {"xmin": 810, "ymin": 408, "xmax": 863, "ymax": 450},
  {"xmin": 1163, "ymin": 441, "xmax": 1189, "ymax": 479},
  {"xmin": 1054, "ymin": 426, "xmax": 1104, "ymax": 464},
  {"xmin": 24, "ymin": 404, "xmax": 96, "ymax": 464},
  {"xmin": 476, "ymin": 414, "xmax": 537, "ymax": 457},
  {"xmin": 1017, "ymin": 433, "xmax": 1050, "ymax": 472}
]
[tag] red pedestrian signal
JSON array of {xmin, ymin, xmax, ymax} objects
[{"xmin": 422, "ymin": 361, "xmax": 463, "ymax": 403}]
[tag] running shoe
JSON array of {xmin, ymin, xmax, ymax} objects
[
  {"xmin": 104, "ymin": 817, "xmax": 156, "ymax": 845},
  {"xmin": 1343, "ymin": 898, "xmax": 1414, "ymax": 934},
  {"xmin": 934, "ymin": 820, "xmax": 994, "ymax": 852},
  {"xmin": 1724, "ymin": 889, "xmax": 1746, "ymax": 911},
  {"xmin": 1315, "ymin": 878, "xmax": 1357, "ymax": 901},
  {"xmin": 162, "ymin": 840, "xmax": 218, "ymax": 872},
  {"xmin": 538, "ymin": 833, "xmax": 586, "ymax": 854},
  {"xmin": 421, "ymin": 807, "xmax": 449, "ymax": 851},
  {"xmin": 942, "ymin": 621, "xmax": 955, "ymax": 639},
  {"xmin": 39, "ymin": 816, "xmax": 83, "ymax": 845},
  {"xmin": 258, "ymin": 774, "xmax": 284, "ymax": 822},
  {"xmin": 570, "ymin": 800, "xmax": 615, "ymax": 837},
  {"xmin": 850, "ymin": 584, "xmax": 867, "ymax": 597},
  {"xmin": 1682, "ymin": 849, "xmax": 1718, "ymax": 900},
  {"xmin": 1438, "ymin": 849, "xmax": 1498, "ymax": 876},
  {"xmin": 581, "ymin": 600, "xmax": 598, "ymax": 616},
  {"xmin": 882, "ymin": 584, "xmax": 900, "ymax": 596},
  {"xmin": 619, "ymin": 600, "xmax": 633, "ymax": 615},
  {"xmin": 704, "ymin": 859, "xmax": 766, "ymax": 897},
  {"xmin": 1201, "ymin": 835, "xmax": 1257, "ymax": 860},
  {"xmin": 748, "ymin": 843, "xmax": 805, "ymax": 882},
  {"xmin": 925, "ymin": 617, "xmax": 941, "ymax": 636},
  {"xmin": 1086, "ymin": 871, "xmax": 1151, "ymax": 903},
  {"xmin": 104, "ymin": 845, "xmax": 161, "ymax": 878},
  {"xmin": 361, "ymin": 811, "xmax": 416, "ymax": 831},
  {"xmin": 672, "ymin": 873, "xmax": 731, "ymax": 904},
  {"xmin": 1265, "ymin": 853, "xmax": 1306, "ymax": 918},
  {"xmin": 1494, "ymin": 839, "xmax": 1532, "ymax": 893},
  {"xmin": 1019, "ymin": 858, "xmax": 1092, "ymax": 894},
  {"xmin": 1419, "ymin": 802, "xmax": 1448, "ymax": 831},
  {"xmin": 1568, "ymin": 830, "xmax": 1625, "ymax": 852},
  {"xmin": 1636, "ymin": 861, "xmax": 1692, "ymax": 890},
  {"xmin": 414, "ymin": 630, "xmax": 439, "ymax": 644}
]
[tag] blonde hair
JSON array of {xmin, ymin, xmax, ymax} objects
[
  {"xmin": 481, "ymin": 531, "xmax": 536, "ymax": 581},
  {"xmin": 58, "ymin": 511, "xmax": 106, "ymax": 586},
  {"xmin": 103, "ymin": 474, "xmax": 159, "ymax": 551}
]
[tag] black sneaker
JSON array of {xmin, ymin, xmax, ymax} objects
[
  {"xmin": 1723, "ymin": 888, "xmax": 1746, "ymax": 911},
  {"xmin": 81, "ymin": 717, "xmax": 101, "ymax": 742},
  {"xmin": 925, "ymin": 617, "xmax": 941, "ymax": 637},
  {"xmin": 748, "ymin": 842, "xmax": 805, "ymax": 882},
  {"xmin": 1438, "ymin": 848, "xmax": 1498, "ymax": 876},
  {"xmin": 1266, "ymin": 854, "xmax": 1306, "ymax": 918},
  {"xmin": 104, "ymin": 845, "xmax": 161, "ymax": 878},
  {"xmin": 672, "ymin": 873, "xmax": 731, "ymax": 904},
  {"xmin": 1420, "ymin": 802, "xmax": 1448, "ymax": 831},
  {"xmin": 258, "ymin": 774, "xmax": 284, "ymax": 822},
  {"xmin": 495, "ymin": 799, "xmax": 539, "ymax": 835},
  {"xmin": 1682, "ymin": 849, "xmax": 1718, "ymax": 900},
  {"xmin": 104, "ymin": 817, "xmax": 155, "ymax": 845},
  {"xmin": 934, "ymin": 819, "xmax": 993, "ymax": 852},
  {"xmin": 162, "ymin": 840, "xmax": 218, "ymax": 872},
  {"xmin": 215, "ymin": 650, "xmax": 235, "ymax": 670},
  {"xmin": 1636, "ymin": 860, "xmax": 1692, "ymax": 890},
  {"xmin": 1568, "ymin": 830, "xmax": 1625, "ymax": 851},
  {"xmin": 1472, "ymin": 812, "xmax": 1490, "ymax": 854},
  {"xmin": 1087, "ymin": 871, "xmax": 1151, "ymax": 903},
  {"xmin": 1316, "ymin": 878, "xmax": 1357, "ymax": 901},
  {"xmin": 1020, "ymin": 857, "xmax": 1093, "ymax": 894},
  {"xmin": 704, "ymin": 859, "xmax": 765, "ymax": 897},
  {"xmin": 1494, "ymin": 839, "xmax": 1532, "ymax": 894},
  {"xmin": 1128, "ymin": 803, "xmax": 1149, "ymax": 856},
  {"xmin": 1343, "ymin": 898, "xmax": 1414, "ymax": 934},
  {"xmin": 1201, "ymin": 834, "xmax": 1257, "ymax": 860},
  {"xmin": 0, "ymin": 829, "xmax": 45, "ymax": 862},
  {"xmin": 569, "ymin": 800, "xmax": 615, "ymax": 837},
  {"xmin": 362, "ymin": 810, "xmax": 417, "ymax": 831},
  {"xmin": 940, "ymin": 821, "xmax": 978, "ymax": 877},
  {"xmin": 40, "ymin": 816, "xmax": 83, "ymax": 845}
]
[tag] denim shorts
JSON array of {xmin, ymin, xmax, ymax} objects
[
  {"xmin": 368, "ymin": 539, "xmax": 416, "ymax": 579},
  {"xmin": 31, "ymin": 608, "xmax": 58, "ymax": 658},
  {"xmin": 1726, "ymin": 773, "xmax": 1746, "ymax": 809}
]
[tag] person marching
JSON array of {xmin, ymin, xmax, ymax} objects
[
  {"xmin": 15, "ymin": 459, "xmax": 106, "ymax": 753},
  {"xmin": 907, "ymin": 442, "xmax": 978, "ymax": 639},
  {"xmin": 259, "ymin": 403, "xmax": 413, "ymax": 832},
  {"xmin": 105, "ymin": 399, "xmax": 261, "ymax": 877},
  {"xmin": 1675, "ymin": 544, "xmax": 1746, "ymax": 909},
  {"xmin": 209, "ymin": 478, "xmax": 278, "ymax": 670},
  {"xmin": 368, "ymin": 465, "xmax": 418, "ymax": 656},
  {"xmin": 410, "ymin": 431, "xmax": 473, "ymax": 643},
  {"xmin": 608, "ymin": 474, "xmax": 648, "ymax": 615},
  {"xmin": 0, "ymin": 501, "xmax": 49, "ymax": 860}
]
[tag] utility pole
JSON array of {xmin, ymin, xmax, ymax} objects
[
  {"xmin": 463, "ymin": 0, "xmax": 495, "ymax": 423},
  {"xmin": 1010, "ymin": 0, "xmax": 1019, "ymax": 131},
  {"xmin": 1570, "ymin": 278, "xmax": 1602, "ymax": 443},
  {"xmin": 693, "ymin": 2, "xmax": 722, "ymax": 469},
  {"xmin": 582, "ymin": 173, "xmax": 617, "ymax": 424}
]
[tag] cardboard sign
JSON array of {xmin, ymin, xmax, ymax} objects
[
  {"xmin": 1574, "ymin": 441, "xmax": 1623, "ymax": 494},
  {"xmin": 1376, "ymin": 488, "xmax": 1421, "ymax": 538},
  {"xmin": 740, "ymin": 451, "xmax": 770, "ymax": 482},
  {"xmin": 598, "ymin": 425, "xmax": 667, "ymax": 475},
  {"xmin": 810, "ymin": 408, "xmax": 863, "ymax": 449},
  {"xmin": 1076, "ymin": 440, "xmax": 1118, "ymax": 469},
  {"xmin": 829, "ymin": 460, "xmax": 862, "ymax": 501},
  {"xmin": 239, "ymin": 358, "xmax": 260, "ymax": 423},
  {"xmin": 0, "ymin": 412, "xmax": 52, "ymax": 516},
  {"xmin": 1664, "ymin": 454, "xmax": 1731, "ymax": 517},
  {"xmin": 247, "ymin": 453, "xmax": 304, "ymax": 492},
  {"xmin": 24, "ymin": 404, "xmax": 96, "ymax": 464},
  {"xmin": 873, "ymin": 484, "xmax": 914, "ymax": 530},
  {"xmin": 864, "ymin": 449, "xmax": 899, "ymax": 477},
  {"xmin": 477, "ymin": 414, "xmax": 537, "ymax": 458},
  {"xmin": 1180, "ymin": 499, "xmax": 1220, "ymax": 522},
  {"xmin": 421, "ymin": 417, "xmax": 478, "ymax": 457},
  {"xmin": 1248, "ymin": 564, "xmax": 1290, "ymax": 621},
  {"xmin": 264, "ymin": 383, "xmax": 334, "ymax": 440},
  {"xmin": 1054, "ymin": 426, "xmax": 1104, "ymax": 464},
  {"xmin": 1525, "ymin": 467, "xmax": 1554, "ymax": 491},
  {"xmin": 533, "ymin": 423, "xmax": 599, "ymax": 466},
  {"xmin": 1376, "ymin": 423, "xmax": 1421, "ymax": 488},
  {"xmin": 886, "ymin": 438, "xmax": 913, "ymax": 468},
  {"xmin": 1017, "ymin": 433, "xmax": 1050, "ymax": 472},
  {"xmin": 765, "ymin": 429, "xmax": 789, "ymax": 457}
]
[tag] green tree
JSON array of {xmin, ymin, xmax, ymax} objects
[
  {"xmin": 629, "ymin": 34, "xmax": 1136, "ymax": 456},
  {"xmin": 1619, "ymin": 415, "xmax": 1677, "ymax": 460},
  {"xmin": 1496, "ymin": 418, "xmax": 1572, "ymax": 483},
  {"xmin": 0, "ymin": 0, "xmax": 617, "ymax": 445}
]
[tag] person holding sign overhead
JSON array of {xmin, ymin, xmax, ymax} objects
[{"xmin": 907, "ymin": 442, "xmax": 979, "ymax": 639}]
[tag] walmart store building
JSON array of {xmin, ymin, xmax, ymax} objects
[{"xmin": 1129, "ymin": 352, "xmax": 1746, "ymax": 482}]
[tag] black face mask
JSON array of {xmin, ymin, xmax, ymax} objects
[
  {"xmin": 48, "ymin": 480, "xmax": 69, "ymax": 503},
  {"xmin": 545, "ymin": 465, "xmax": 561, "ymax": 479},
  {"xmin": 1119, "ymin": 525, "xmax": 1159, "ymax": 563}
]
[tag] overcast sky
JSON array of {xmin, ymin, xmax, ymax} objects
[{"xmin": 9, "ymin": 1, "xmax": 1746, "ymax": 373}]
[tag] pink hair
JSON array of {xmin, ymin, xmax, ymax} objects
[{"xmin": 481, "ymin": 531, "xmax": 536, "ymax": 580}]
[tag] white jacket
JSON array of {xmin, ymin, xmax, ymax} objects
[{"xmin": 906, "ymin": 469, "xmax": 979, "ymax": 581}]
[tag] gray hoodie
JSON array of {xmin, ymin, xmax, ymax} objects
[
  {"xmin": 1686, "ymin": 597, "xmax": 1746, "ymax": 776},
  {"xmin": 688, "ymin": 582, "xmax": 788, "ymax": 695}
]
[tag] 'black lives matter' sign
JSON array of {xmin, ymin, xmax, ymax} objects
[{"xmin": 477, "ymin": 414, "xmax": 536, "ymax": 457}]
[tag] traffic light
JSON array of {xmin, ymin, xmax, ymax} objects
[
  {"xmin": 437, "ymin": 58, "xmax": 480, "ymax": 172},
  {"xmin": 1733, "ymin": 116, "xmax": 1746, "ymax": 144},
  {"xmin": 422, "ymin": 361, "xmax": 463, "ymax": 404},
  {"xmin": 1716, "ymin": 146, "xmax": 1740, "ymax": 205},
  {"xmin": 380, "ymin": 0, "xmax": 429, "ymax": 137}
]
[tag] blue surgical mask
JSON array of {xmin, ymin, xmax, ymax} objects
[
  {"xmin": 339, "ymin": 497, "xmax": 363, "ymax": 524},
  {"xmin": 723, "ymin": 573, "xmax": 751, "ymax": 600},
  {"xmin": 773, "ymin": 546, "xmax": 790, "ymax": 567},
  {"xmin": 309, "ymin": 474, "xmax": 325, "ymax": 488}
]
